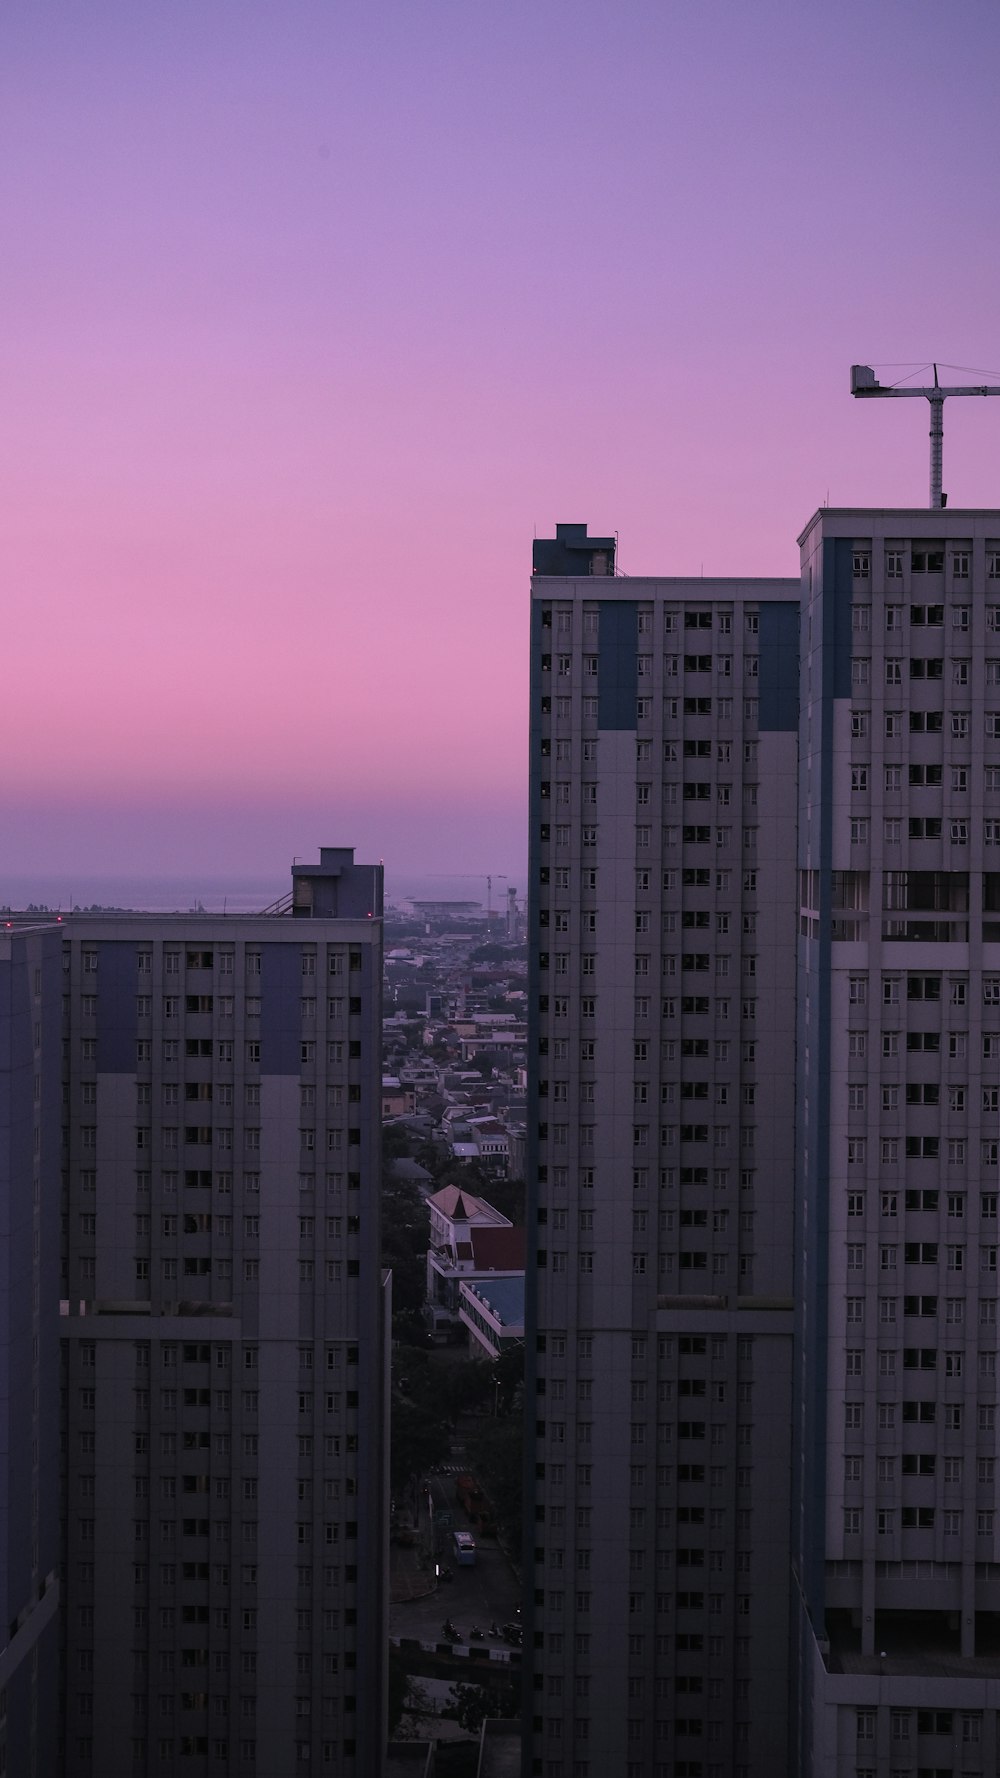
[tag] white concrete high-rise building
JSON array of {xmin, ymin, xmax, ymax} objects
[
  {"xmin": 2, "ymin": 848, "xmax": 388, "ymax": 1778},
  {"xmin": 795, "ymin": 511, "xmax": 1000, "ymax": 1775},
  {"xmin": 525, "ymin": 525, "xmax": 800, "ymax": 1777}
]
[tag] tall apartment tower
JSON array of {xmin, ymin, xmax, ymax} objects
[
  {"xmin": 526, "ymin": 525, "xmax": 800, "ymax": 1777},
  {"xmin": 0, "ymin": 923, "xmax": 63, "ymax": 1778},
  {"xmin": 795, "ymin": 512, "xmax": 1000, "ymax": 1773},
  {"xmin": 48, "ymin": 847, "xmax": 387, "ymax": 1778}
]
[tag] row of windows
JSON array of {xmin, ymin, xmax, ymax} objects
[
  {"xmin": 541, "ymin": 654, "xmax": 759, "ymax": 680},
  {"xmin": 855, "ymin": 764, "xmax": 1000, "ymax": 791},
  {"xmin": 70, "ymin": 1740, "xmax": 356, "ymax": 1766},
  {"xmin": 83, "ymin": 1082, "xmax": 359, "ymax": 1110},
  {"xmin": 849, "ymin": 973, "xmax": 1000, "ymax": 1005},
  {"xmin": 844, "ymin": 1453, "xmax": 993, "ymax": 1481},
  {"xmin": 70, "ymin": 1171, "xmax": 359, "ymax": 1196},
  {"xmin": 847, "ymin": 1241, "xmax": 996, "ymax": 1268},
  {"xmin": 541, "ymin": 996, "xmax": 760, "ymax": 1021},
  {"xmin": 847, "ymin": 1139, "xmax": 1000, "ymax": 1165},
  {"xmin": 73, "ymin": 1342, "xmax": 353, "ymax": 1371},
  {"xmin": 850, "ymin": 817, "xmax": 1000, "ymax": 843},
  {"xmin": 79, "ymin": 1127, "xmax": 362, "ymax": 1152},
  {"xmin": 541, "ymin": 823, "xmax": 760, "ymax": 849},
  {"xmin": 540, "ymin": 740, "xmax": 759, "ymax": 766},
  {"xmin": 74, "ymin": 997, "xmax": 364, "ymax": 1021},
  {"xmin": 541, "ymin": 953, "xmax": 760, "ymax": 979},
  {"xmin": 541, "ymin": 867, "xmax": 757, "ymax": 893},
  {"xmin": 847, "ymin": 1348, "xmax": 995, "ymax": 1380},
  {"xmin": 856, "ymin": 1704, "xmax": 982, "ymax": 1736},
  {"xmin": 852, "ymin": 549, "xmax": 989, "ymax": 577},
  {"xmin": 848, "ymin": 1085, "xmax": 1000, "ymax": 1111},
  {"xmin": 853, "ymin": 1030, "xmax": 1000, "ymax": 1059},
  {"xmin": 541, "ymin": 783, "xmax": 760, "ymax": 808},
  {"xmin": 541, "ymin": 1333, "xmax": 752, "ymax": 1362},
  {"xmin": 539, "ymin": 1168, "xmax": 756, "ymax": 1195},
  {"xmin": 541, "ymin": 606, "xmax": 755, "ymax": 635},
  {"xmin": 848, "ymin": 1190, "xmax": 997, "ymax": 1217},
  {"xmin": 541, "ymin": 1251, "xmax": 753, "ymax": 1278},
  {"xmin": 540, "ymin": 695, "xmax": 756, "ymax": 723},
  {"xmin": 853, "ymin": 656, "xmax": 1000, "ymax": 686},
  {"xmin": 844, "ymin": 1297, "xmax": 997, "ymax": 1326},
  {"xmin": 82, "ymin": 1215, "xmax": 359, "ymax": 1241},
  {"xmin": 540, "ymin": 1122, "xmax": 758, "ymax": 1149},
  {"xmin": 76, "ymin": 948, "xmax": 362, "ymax": 976},
  {"xmin": 88, "ymin": 1258, "xmax": 360, "ymax": 1286},
  {"xmin": 850, "ymin": 707, "xmax": 1000, "ymax": 738},
  {"xmin": 845, "ymin": 1399, "xmax": 1000, "ymax": 1431}
]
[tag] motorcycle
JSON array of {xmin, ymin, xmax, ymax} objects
[{"xmin": 469, "ymin": 1625, "xmax": 485, "ymax": 1641}]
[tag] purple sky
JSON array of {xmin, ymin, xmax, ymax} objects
[{"xmin": 4, "ymin": 0, "xmax": 1000, "ymax": 886}]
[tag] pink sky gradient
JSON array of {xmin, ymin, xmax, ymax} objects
[{"xmin": 4, "ymin": 0, "xmax": 1000, "ymax": 885}]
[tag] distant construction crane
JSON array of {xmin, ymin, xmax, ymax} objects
[
  {"xmin": 851, "ymin": 361, "xmax": 1000, "ymax": 509},
  {"xmin": 447, "ymin": 874, "xmax": 508, "ymax": 919}
]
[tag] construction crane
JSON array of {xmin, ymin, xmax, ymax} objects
[
  {"xmin": 444, "ymin": 874, "xmax": 508, "ymax": 919},
  {"xmin": 851, "ymin": 362, "xmax": 1000, "ymax": 510}
]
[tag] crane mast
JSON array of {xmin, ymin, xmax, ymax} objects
[{"xmin": 851, "ymin": 362, "xmax": 1000, "ymax": 509}]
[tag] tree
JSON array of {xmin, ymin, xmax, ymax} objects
[
  {"xmin": 390, "ymin": 1392, "xmax": 450, "ymax": 1492},
  {"xmin": 442, "ymin": 1358, "xmax": 493, "ymax": 1420},
  {"xmin": 490, "ymin": 1340, "xmax": 524, "ymax": 1417},
  {"xmin": 466, "ymin": 1413, "xmax": 523, "ymax": 1549},
  {"xmin": 479, "ymin": 1175, "xmax": 525, "ymax": 1225},
  {"xmin": 444, "ymin": 1679, "xmax": 519, "ymax": 1734},
  {"xmin": 381, "ymin": 1172, "xmax": 430, "ymax": 1320}
]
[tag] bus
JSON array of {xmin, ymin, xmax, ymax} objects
[{"xmin": 453, "ymin": 1531, "xmax": 477, "ymax": 1567}]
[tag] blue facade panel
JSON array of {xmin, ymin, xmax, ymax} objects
[
  {"xmin": 96, "ymin": 941, "xmax": 137, "ymax": 1072},
  {"xmin": 825, "ymin": 537, "xmax": 854, "ymax": 698},
  {"xmin": 597, "ymin": 601, "xmax": 638, "ymax": 730},
  {"xmin": 260, "ymin": 944, "xmax": 302, "ymax": 1075},
  {"xmin": 758, "ymin": 602, "xmax": 800, "ymax": 732}
]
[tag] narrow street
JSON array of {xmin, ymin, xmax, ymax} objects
[{"xmin": 390, "ymin": 1448, "xmax": 522, "ymax": 1650}]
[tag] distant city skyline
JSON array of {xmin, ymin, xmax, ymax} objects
[{"xmin": 5, "ymin": 0, "xmax": 1000, "ymax": 879}]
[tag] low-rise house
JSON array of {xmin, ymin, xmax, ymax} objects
[
  {"xmin": 425, "ymin": 1187, "xmax": 524, "ymax": 1337},
  {"xmin": 382, "ymin": 1076, "xmax": 417, "ymax": 1118}
]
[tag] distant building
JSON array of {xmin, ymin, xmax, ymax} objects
[{"xmin": 382, "ymin": 1076, "xmax": 417, "ymax": 1118}]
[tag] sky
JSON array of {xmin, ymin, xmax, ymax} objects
[{"xmin": 4, "ymin": 0, "xmax": 1000, "ymax": 891}]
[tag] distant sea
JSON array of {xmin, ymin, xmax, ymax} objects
[{"xmin": 0, "ymin": 871, "xmax": 527, "ymax": 916}]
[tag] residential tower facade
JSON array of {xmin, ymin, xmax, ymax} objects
[
  {"xmin": 796, "ymin": 511, "xmax": 1000, "ymax": 1775},
  {"xmin": 3, "ymin": 848, "xmax": 388, "ymax": 1778},
  {"xmin": 525, "ymin": 525, "xmax": 800, "ymax": 1776}
]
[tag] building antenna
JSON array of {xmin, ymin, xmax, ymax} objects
[{"xmin": 851, "ymin": 361, "xmax": 1000, "ymax": 509}]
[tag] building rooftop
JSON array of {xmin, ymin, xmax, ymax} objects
[
  {"xmin": 427, "ymin": 1186, "xmax": 510, "ymax": 1226},
  {"xmin": 465, "ymin": 1274, "xmax": 525, "ymax": 1328}
]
